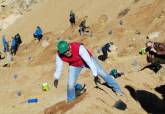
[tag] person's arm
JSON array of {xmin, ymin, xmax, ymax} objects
[
  {"xmin": 54, "ymin": 54, "xmax": 63, "ymax": 80},
  {"xmin": 79, "ymin": 45, "xmax": 97, "ymax": 77},
  {"xmin": 107, "ymin": 44, "xmax": 111, "ymax": 52},
  {"xmin": 156, "ymin": 51, "xmax": 165, "ymax": 55}
]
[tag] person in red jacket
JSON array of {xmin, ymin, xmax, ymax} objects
[{"xmin": 54, "ymin": 40, "xmax": 123, "ymax": 102}]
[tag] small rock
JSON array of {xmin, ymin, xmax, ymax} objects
[
  {"xmin": 41, "ymin": 40, "xmax": 49, "ymax": 48},
  {"xmin": 135, "ymin": 31, "xmax": 141, "ymax": 35},
  {"xmin": 146, "ymin": 32, "xmax": 160, "ymax": 39},
  {"xmin": 108, "ymin": 30, "xmax": 113, "ymax": 35},
  {"xmin": 16, "ymin": 91, "xmax": 22, "ymax": 96},
  {"xmin": 28, "ymin": 56, "xmax": 32, "ymax": 61},
  {"xmin": 1, "ymin": 5, "xmax": 6, "ymax": 7},
  {"xmin": 13, "ymin": 74, "xmax": 17, "ymax": 79},
  {"xmin": 96, "ymin": 48, "xmax": 101, "ymax": 53},
  {"xmin": 119, "ymin": 20, "xmax": 123, "ymax": 25}
]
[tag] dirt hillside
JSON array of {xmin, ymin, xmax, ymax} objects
[{"xmin": 0, "ymin": 0, "xmax": 165, "ymax": 114}]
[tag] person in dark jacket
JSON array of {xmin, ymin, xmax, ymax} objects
[
  {"xmin": 10, "ymin": 37, "xmax": 17, "ymax": 56},
  {"xmin": 15, "ymin": 33, "xmax": 22, "ymax": 49},
  {"xmin": 15, "ymin": 33, "xmax": 22, "ymax": 45},
  {"xmin": 98, "ymin": 42, "xmax": 113, "ymax": 61},
  {"xmin": 69, "ymin": 10, "xmax": 76, "ymax": 27},
  {"xmin": 78, "ymin": 19, "xmax": 89, "ymax": 36},
  {"xmin": 33, "ymin": 26, "xmax": 43, "ymax": 41},
  {"xmin": 102, "ymin": 43, "xmax": 111, "ymax": 59},
  {"xmin": 145, "ymin": 41, "xmax": 165, "ymax": 64}
]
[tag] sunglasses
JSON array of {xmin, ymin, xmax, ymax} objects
[{"xmin": 62, "ymin": 47, "xmax": 71, "ymax": 55}]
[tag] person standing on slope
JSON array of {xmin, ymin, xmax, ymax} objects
[
  {"xmin": 69, "ymin": 10, "xmax": 76, "ymax": 27},
  {"xmin": 53, "ymin": 40, "xmax": 123, "ymax": 102},
  {"xmin": 33, "ymin": 26, "xmax": 43, "ymax": 41},
  {"xmin": 2, "ymin": 34, "xmax": 9, "ymax": 53}
]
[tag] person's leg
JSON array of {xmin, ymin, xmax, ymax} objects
[
  {"xmin": 91, "ymin": 57, "xmax": 122, "ymax": 93},
  {"xmin": 102, "ymin": 48, "xmax": 108, "ymax": 59},
  {"xmin": 13, "ymin": 46, "xmax": 17, "ymax": 55},
  {"xmin": 73, "ymin": 18, "xmax": 75, "ymax": 25},
  {"xmin": 152, "ymin": 57, "xmax": 165, "ymax": 64},
  {"xmin": 67, "ymin": 66, "xmax": 82, "ymax": 102},
  {"xmin": 38, "ymin": 34, "xmax": 43, "ymax": 41},
  {"xmin": 10, "ymin": 47, "xmax": 14, "ymax": 55}
]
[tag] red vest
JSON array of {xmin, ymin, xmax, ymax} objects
[{"xmin": 58, "ymin": 42, "xmax": 92, "ymax": 67}]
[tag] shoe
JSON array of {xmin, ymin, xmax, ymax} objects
[{"xmin": 116, "ymin": 91, "xmax": 124, "ymax": 96}]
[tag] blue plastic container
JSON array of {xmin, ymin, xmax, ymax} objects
[{"xmin": 27, "ymin": 98, "xmax": 38, "ymax": 103}]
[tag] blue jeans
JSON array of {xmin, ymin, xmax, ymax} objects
[{"xmin": 67, "ymin": 57, "xmax": 121, "ymax": 102}]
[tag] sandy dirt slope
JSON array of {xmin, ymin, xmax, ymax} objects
[{"xmin": 0, "ymin": 0, "xmax": 165, "ymax": 114}]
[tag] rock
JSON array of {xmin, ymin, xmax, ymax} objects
[
  {"xmin": 13, "ymin": 74, "xmax": 17, "ymax": 79},
  {"xmin": 16, "ymin": 91, "xmax": 22, "ymax": 96},
  {"xmin": 96, "ymin": 48, "xmax": 101, "ymax": 53},
  {"xmin": 28, "ymin": 56, "xmax": 32, "ymax": 61},
  {"xmin": 108, "ymin": 30, "xmax": 112, "ymax": 35},
  {"xmin": 146, "ymin": 32, "xmax": 160, "ymax": 39},
  {"xmin": 41, "ymin": 40, "xmax": 49, "ymax": 48},
  {"xmin": 135, "ymin": 31, "xmax": 141, "ymax": 35},
  {"xmin": 119, "ymin": 20, "xmax": 123, "ymax": 25}
]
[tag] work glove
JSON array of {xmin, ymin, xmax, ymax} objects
[
  {"xmin": 94, "ymin": 76, "xmax": 101, "ymax": 86},
  {"xmin": 54, "ymin": 79, "xmax": 58, "ymax": 88}
]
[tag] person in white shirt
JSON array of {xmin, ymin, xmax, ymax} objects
[{"xmin": 54, "ymin": 40, "xmax": 123, "ymax": 102}]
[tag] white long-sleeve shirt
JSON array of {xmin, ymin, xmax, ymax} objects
[{"xmin": 54, "ymin": 45, "xmax": 97, "ymax": 80}]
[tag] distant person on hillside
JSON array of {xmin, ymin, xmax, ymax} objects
[
  {"xmin": 10, "ymin": 37, "xmax": 17, "ymax": 56},
  {"xmin": 53, "ymin": 40, "xmax": 123, "ymax": 103},
  {"xmin": 78, "ymin": 19, "xmax": 89, "ymax": 36},
  {"xmin": 2, "ymin": 35, "xmax": 9, "ymax": 53},
  {"xmin": 33, "ymin": 26, "xmax": 43, "ymax": 41},
  {"xmin": 15, "ymin": 33, "xmax": 22, "ymax": 46},
  {"xmin": 69, "ymin": 10, "xmax": 76, "ymax": 27},
  {"xmin": 98, "ymin": 42, "xmax": 113, "ymax": 61},
  {"xmin": 145, "ymin": 41, "xmax": 165, "ymax": 64},
  {"xmin": 10, "ymin": 33, "xmax": 22, "ymax": 56}
]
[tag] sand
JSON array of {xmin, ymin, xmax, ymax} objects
[{"xmin": 0, "ymin": 0, "xmax": 165, "ymax": 114}]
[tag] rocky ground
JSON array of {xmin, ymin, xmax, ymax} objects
[{"xmin": 0, "ymin": 0, "xmax": 165, "ymax": 114}]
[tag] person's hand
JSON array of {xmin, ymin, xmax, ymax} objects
[
  {"xmin": 94, "ymin": 76, "xmax": 101, "ymax": 85},
  {"xmin": 150, "ymin": 48, "xmax": 157, "ymax": 53},
  {"xmin": 54, "ymin": 79, "xmax": 58, "ymax": 88}
]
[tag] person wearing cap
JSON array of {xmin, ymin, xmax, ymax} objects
[
  {"xmin": 54, "ymin": 40, "xmax": 123, "ymax": 102},
  {"xmin": 145, "ymin": 41, "xmax": 165, "ymax": 64}
]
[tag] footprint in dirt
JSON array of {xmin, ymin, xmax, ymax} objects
[{"xmin": 44, "ymin": 92, "xmax": 87, "ymax": 114}]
